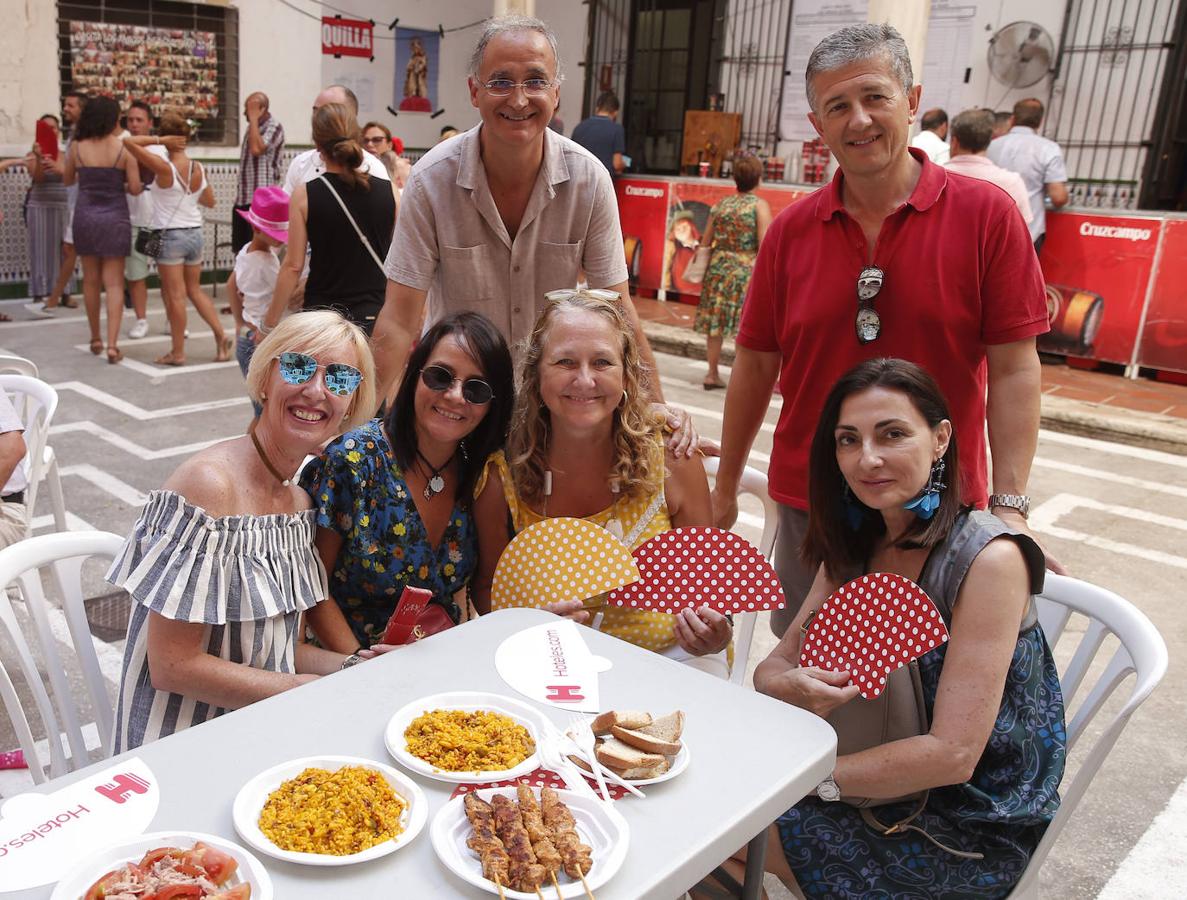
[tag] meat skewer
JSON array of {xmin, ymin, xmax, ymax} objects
[
  {"xmin": 464, "ymin": 793, "xmax": 511, "ymax": 898},
  {"xmin": 540, "ymin": 787, "xmax": 596, "ymax": 899},
  {"xmin": 491, "ymin": 792, "xmax": 548, "ymax": 893},
  {"xmin": 517, "ymin": 784, "xmax": 564, "ymax": 899}
]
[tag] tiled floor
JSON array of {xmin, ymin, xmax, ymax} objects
[{"xmin": 633, "ymin": 294, "xmax": 1187, "ymax": 421}]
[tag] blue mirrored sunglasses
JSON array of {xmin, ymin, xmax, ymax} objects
[{"xmin": 275, "ymin": 351, "xmax": 363, "ymax": 397}]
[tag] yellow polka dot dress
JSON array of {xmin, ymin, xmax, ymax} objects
[{"xmin": 485, "ymin": 436, "xmax": 678, "ymax": 653}]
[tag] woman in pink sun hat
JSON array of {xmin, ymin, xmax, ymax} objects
[{"xmin": 228, "ymin": 185, "xmax": 289, "ymax": 410}]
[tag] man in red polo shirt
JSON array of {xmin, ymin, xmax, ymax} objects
[{"xmin": 712, "ymin": 23, "xmax": 1059, "ymax": 636}]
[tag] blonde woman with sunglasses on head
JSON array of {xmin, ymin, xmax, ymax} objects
[
  {"xmin": 472, "ymin": 290, "xmax": 733, "ymax": 677},
  {"xmin": 106, "ymin": 311, "xmax": 390, "ymax": 752}
]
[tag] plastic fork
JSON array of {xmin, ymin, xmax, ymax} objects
[{"xmin": 568, "ymin": 715, "xmax": 611, "ymax": 802}]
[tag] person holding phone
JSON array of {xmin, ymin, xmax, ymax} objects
[
  {"xmin": 14, "ymin": 115, "xmax": 76, "ymax": 318},
  {"xmin": 299, "ymin": 312, "xmax": 514, "ymax": 652}
]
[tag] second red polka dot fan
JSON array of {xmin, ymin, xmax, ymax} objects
[
  {"xmin": 605, "ymin": 526, "xmax": 786, "ymax": 614},
  {"xmin": 798, "ymin": 573, "xmax": 950, "ymax": 699}
]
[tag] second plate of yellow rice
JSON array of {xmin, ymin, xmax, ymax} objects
[
  {"xmin": 232, "ymin": 755, "xmax": 428, "ymax": 866},
  {"xmin": 385, "ymin": 691, "xmax": 546, "ymax": 783}
]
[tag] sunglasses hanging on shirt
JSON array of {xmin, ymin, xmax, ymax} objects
[{"xmin": 855, "ymin": 265, "xmax": 885, "ymax": 345}]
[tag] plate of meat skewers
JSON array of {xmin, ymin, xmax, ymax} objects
[{"xmin": 431, "ymin": 783, "xmax": 629, "ymax": 899}]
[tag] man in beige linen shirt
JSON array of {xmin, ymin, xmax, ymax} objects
[
  {"xmin": 944, "ymin": 108, "xmax": 1033, "ymax": 226},
  {"xmin": 373, "ymin": 16, "xmax": 658, "ymax": 400}
]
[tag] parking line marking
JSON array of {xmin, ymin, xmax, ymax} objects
[
  {"xmin": 51, "ymin": 421, "xmax": 231, "ymax": 460},
  {"xmin": 1030, "ymin": 494, "xmax": 1187, "ymax": 570},
  {"xmin": 1097, "ymin": 774, "xmax": 1187, "ymax": 899},
  {"xmin": 1033, "ymin": 457, "xmax": 1187, "ymax": 498},
  {"xmin": 1039, "ymin": 429, "xmax": 1187, "ymax": 468},
  {"xmin": 51, "ymin": 381, "xmax": 250, "ymax": 419}
]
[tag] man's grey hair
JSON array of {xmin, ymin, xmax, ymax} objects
[
  {"xmin": 468, "ymin": 15, "xmax": 563, "ymax": 83},
  {"xmin": 805, "ymin": 24, "xmax": 914, "ymax": 110}
]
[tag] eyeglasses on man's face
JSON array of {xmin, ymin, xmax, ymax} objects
[{"xmin": 479, "ymin": 78, "xmax": 556, "ymax": 98}]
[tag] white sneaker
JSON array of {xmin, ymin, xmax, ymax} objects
[
  {"xmin": 128, "ymin": 318, "xmax": 149, "ymax": 339},
  {"xmin": 23, "ymin": 301, "xmax": 53, "ymax": 318}
]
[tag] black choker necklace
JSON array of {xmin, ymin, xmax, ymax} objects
[
  {"xmin": 249, "ymin": 420, "xmax": 293, "ymax": 487},
  {"xmin": 416, "ymin": 449, "xmax": 454, "ymax": 500}
]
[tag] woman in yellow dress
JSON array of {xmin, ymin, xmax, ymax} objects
[{"xmin": 472, "ymin": 290, "xmax": 732, "ymax": 676}]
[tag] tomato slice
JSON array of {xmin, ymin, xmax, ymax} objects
[
  {"xmin": 188, "ymin": 842, "xmax": 239, "ymax": 886},
  {"xmin": 208, "ymin": 886, "xmax": 251, "ymax": 900}
]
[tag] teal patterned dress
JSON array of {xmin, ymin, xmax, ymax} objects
[
  {"xmin": 777, "ymin": 513, "xmax": 1066, "ymax": 898},
  {"xmin": 299, "ymin": 419, "xmax": 477, "ymax": 645},
  {"xmin": 694, "ymin": 192, "xmax": 759, "ymax": 337}
]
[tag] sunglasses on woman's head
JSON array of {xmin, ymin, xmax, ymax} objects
[
  {"xmin": 420, "ymin": 365, "xmax": 494, "ymax": 404},
  {"xmin": 275, "ymin": 351, "xmax": 363, "ymax": 396}
]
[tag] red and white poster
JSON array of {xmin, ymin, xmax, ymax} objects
[
  {"xmin": 321, "ymin": 16, "xmax": 374, "ymax": 60},
  {"xmin": 1136, "ymin": 218, "xmax": 1187, "ymax": 374},
  {"xmin": 1039, "ymin": 212, "xmax": 1163, "ymax": 365},
  {"xmin": 615, "ymin": 178, "xmax": 670, "ymax": 296},
  {"xmin": 615, "ymin": 176, "xmax": 809, "ymax": 300}
]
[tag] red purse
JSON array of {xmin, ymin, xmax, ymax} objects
[{"xmin": 381, "ymin": 586, "xmax": 455, "ymax": 644}]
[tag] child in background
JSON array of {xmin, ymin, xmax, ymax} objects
[{"xmin": 228, "ymin": 186, "xmax": 288, "ymax": 411}]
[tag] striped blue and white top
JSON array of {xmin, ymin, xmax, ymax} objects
[{"xmin": 107, "ymin": 490, "xmax": 326, "ymax": 752}]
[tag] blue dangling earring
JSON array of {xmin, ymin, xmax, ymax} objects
[
  {"xmin": 903, "ymin": 458, "xmax": 946, "ymax": 520},
  {"xmin": 842, "ymin": 482, "xmax": 867, "ymax": 530}
]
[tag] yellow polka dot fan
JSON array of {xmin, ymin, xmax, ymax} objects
[{"xmin": 490, "ymin": 517, "xmax": 640, "ymax": 611}]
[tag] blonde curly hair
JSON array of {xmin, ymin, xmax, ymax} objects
[{"xmin": 508, "ymin": 291, "xmax": 661, "ymax": 505}]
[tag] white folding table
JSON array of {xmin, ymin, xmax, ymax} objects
[{"xmin": 8, "ymin": 608, "xmax": 836, "ymax": 899}]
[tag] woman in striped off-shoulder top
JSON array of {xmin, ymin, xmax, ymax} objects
[{"xmin": 107, "ymin": 310, "xmax": 390, "ymax": 752}]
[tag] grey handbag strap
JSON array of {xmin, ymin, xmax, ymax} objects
[
  {"xmin": 918, "ymin": 509, "xmax": 1046, "ymax": 632},
  {"xmin": 316, "ymin": 174, "xmax": 385, "ymax": 272}
]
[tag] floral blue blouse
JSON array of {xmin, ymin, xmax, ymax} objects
[{"xmin": 299, "ymin": 419, "xmax": 476, "ymax": 646}]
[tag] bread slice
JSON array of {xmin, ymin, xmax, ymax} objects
[
  {"xmin": 591, "ymin": 710, "xmax": 653, "ymax": 736},
  {"xmin": 637, "ymin": 710, "xmax": 685, "ymax": 743},
  {"xmin": 610, "ymin": 725, "xmax": 681, "ymax": 756},
  {"xmin": 611, "ymin": 757, "xmax": 670, "ymax": 780},
  {"xmin": 596, "ymin": 736, "xmax": 665, "ymax": 771},
  {"xmin": 570, "ymin": 750, "xmax": 669, "ymax": 781}
]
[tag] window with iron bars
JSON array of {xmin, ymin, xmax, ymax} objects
[
  {"xmin": 57, "ymin": 0, "xmax": 240, "ymax": 147},
  {"xmin": 583, "ymin": 0, "xmax": 794, "ymax": 174}
]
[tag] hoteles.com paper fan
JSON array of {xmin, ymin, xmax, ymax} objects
[
  {"xmin": 799, "ymin": 573, "xmax": 949, "ymax": 699},
  {"xmin": 490, "ymin": 517, "xmax": 640, "ymax": 611},
  {"xmin": 606, "ymin": 526, "xmax": 786, "ymax": 614}
]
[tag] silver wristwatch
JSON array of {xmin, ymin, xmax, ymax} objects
[
  {"xmin": 340, "ymin": 652, "xmax": 364, "ymax": 670},
  {"xmin": 815, "ymin": 774, "xmax": 842, "ymax": 802},
  {"xmin": 989, "ymin": 493, "xmax": 1031, "ymax": 519}
]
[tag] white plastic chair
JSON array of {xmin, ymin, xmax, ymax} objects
[
  {"xmin": 1007, "ymin": 573, "xmax": 1169, "ymax": 898},
  {"xmin": 0, "ymin": 530, "xmax": 125, "ymax": 783},
  {"xmin": 702, "ymin": 456, "xmax": 780, "ymax": 685},
  {"xmin": 0, "ymin": 355, "xmax": 38, "ymax": 378},
  {"xmin": 0, "ymin": 373, "xmax": 67, "ymax": 536},
  {"xmin": 0, "ymin": 358, "xmax": 68, "ymax": 536}
]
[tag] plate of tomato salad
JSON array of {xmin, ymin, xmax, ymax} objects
[{"xmin": 51, "ymin": 831, "xmax": 272, "ymax": 900}]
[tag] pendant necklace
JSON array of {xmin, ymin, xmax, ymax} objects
[
  {"xmin": 248, "ymin": 420, "xmax": 293, "ymax": 487},
  {"xmin": 416, "ymin": 449, "xmax": 454, "ymax": 500}
]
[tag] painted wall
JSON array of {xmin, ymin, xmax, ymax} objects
[
  {"xmin": 316, "ymin": 0, "xmax": 586, "ymax": 150},
  {"xmin": 0, "ymin": 0, "xmax": 587, "ymax": 157},
  {"xmin": 0, "ymin": 0, "xmax": 63, "ymax": 154}
]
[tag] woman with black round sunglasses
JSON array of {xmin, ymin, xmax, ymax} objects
[{"xmin": 300, "ymin": 311, "xmax": 515, "ymax": 651}]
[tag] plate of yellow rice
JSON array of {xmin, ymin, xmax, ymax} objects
[
  {"xmin": 385, "ymin": 691, "xmax": 546, "ymax": 783},
  {"xmin": 232, "ymin": 755, "xmax": 427, "ymax": 866}
]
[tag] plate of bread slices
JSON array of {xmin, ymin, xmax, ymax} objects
[{"xmin": 569, "ymin": 710, "xmax": 689, "ymax": 786}]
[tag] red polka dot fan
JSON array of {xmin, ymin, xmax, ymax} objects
[
  {"xmin": 606, "ymin": 526, "xmax": 786, "ymax": 614},
  {"xmin": 798, "ymin": 573, "xmax": 950, "ymax": 699}
]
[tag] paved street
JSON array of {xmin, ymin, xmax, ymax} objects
[{"xmin": 1, "ymin": 297, "xmax": 1184, "ymax": 897}]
